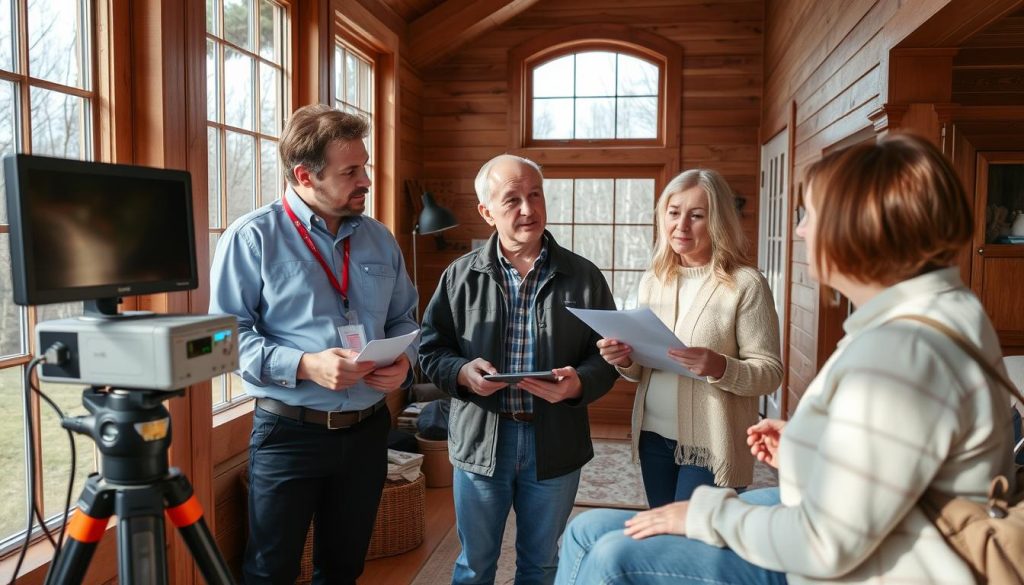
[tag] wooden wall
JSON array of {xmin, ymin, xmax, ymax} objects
[
  {"xmin": 413, "ymin": 0, "xmax": 766, "ymax": 302},
  {"xmin": 761, "ymin": 0, "xmax": 957, "ymax": 414},
  {"xmin": 407, "ymin": 0, "xmax": 765, "ymax": 427}
]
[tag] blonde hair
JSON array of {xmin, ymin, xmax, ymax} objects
[
  {"xmin": 650, "ymin": 169, "xmax": 749, "ymax": 285},
  {"xmin": 804, "ymin": 133, "xmax": 971, "ymax": 285}
]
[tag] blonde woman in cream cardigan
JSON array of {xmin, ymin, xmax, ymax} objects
[
  {"xmin": 598, "ymin": 169, "xmax": 783, "ymax": 507},
  {"xmin": 556, "ymin": 135, "xmax": 1013, "ymax": 585}
]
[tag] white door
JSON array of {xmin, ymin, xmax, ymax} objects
[{"xmin": 758, "ymin": 129, "xmax": 789, "ymax": 419}]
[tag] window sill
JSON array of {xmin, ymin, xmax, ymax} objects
[{"xmin": 212, "ymin": 397, "xmax": 254, "ymax": 428}]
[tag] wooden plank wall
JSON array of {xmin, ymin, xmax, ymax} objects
[
  {"xmin": 414, "ymin": 0, "xmax": 765, "ymax": 316},
  {"xmin": 412, "ymin": 0, "xmax": 764, "ymax": 427},
  {"xmin": 761, "ymin": 0, "xmax": 955, "ymax": 414}
]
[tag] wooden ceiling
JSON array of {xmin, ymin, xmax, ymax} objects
[
  {"xmin": 952, "ymin": 7, "xmax": 1024, "ymax": 106},
  {"xmin": 380, "ymin": 0, "xmax": 446, "ymax": 22}
]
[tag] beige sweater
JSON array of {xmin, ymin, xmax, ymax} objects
[
  {"xmin": 686, "ymin": 268, "xmax": 1014, "ymax": 584},
  {"xmin": 619, "ymin": 265, "xmax": 783, "ymax": 487}
]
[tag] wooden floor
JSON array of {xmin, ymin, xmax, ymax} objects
[{"xmin": 358, "ymin": 423, "xmax": 629, "ymax": 585}]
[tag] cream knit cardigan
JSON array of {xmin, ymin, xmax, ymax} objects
[
  {"xmin": 619, "ymin": 265, "xmax": 783, "ymax": 487},
  {"xmin": 686, "ymin": 268, "xmax": 1015, "ymax": 584}
]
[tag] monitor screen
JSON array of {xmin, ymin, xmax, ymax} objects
[{"xmin": 4, "ymin": 154, "xmax": 198, "ymax": 308}]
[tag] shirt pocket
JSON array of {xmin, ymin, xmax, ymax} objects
[{"xmin": 359, "ymin": 262, "xmax": 397, "ymax": 314}]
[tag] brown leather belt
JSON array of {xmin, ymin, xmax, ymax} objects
[
  {"xmin": 257, "ymin": 397, "xmax": 386, "ymax": 430},
  {"xmin": 498, "ymin": 411, "xmax": 534, "ymax": 423}
]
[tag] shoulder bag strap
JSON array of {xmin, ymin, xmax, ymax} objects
[{"xmin": 889, "ymin": 314, "xmax": 1024, "ymax": 406}]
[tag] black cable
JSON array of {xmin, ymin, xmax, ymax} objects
[
  {"xmin": 9, "ymin": 356, "xmax": 45, "ymax": 585},
  {"xmin": 33, "ymin": 380, "xmax": 77, "ymax": 566}
]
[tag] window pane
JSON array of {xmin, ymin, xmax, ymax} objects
[
  {"xmin": 0, "ymin": 79, "xmax": 17, "ymax": 223},
  {"xmin": 574, "ymin": 225, "xmax": 612, "ymax": 269},
  {"xmin": 613, "ymin": 271, "xmax": 642, "ymax": 310},
  {"xmin": 615, "ymin": 178, "xmax": 654, "ymax": 223},
  {"xmin": 260, "ymin": 138, "xmax": 279, "ymax": 207},
  {"xmin": 345, "ymin": 53, "xmax": 358, "ymax": 104},
  {"xmin": 259, "ymin": 63, "xmax": 279, "ymax": 135},
  {"xmin": 575, "ymin": 98, "xmax": 615, "ymax": 139},
  {"xmin": 258, "ymin": 0, "xmax": 280, "ymax": 62},
  {"xmin": 207, "ymin": 39, "xmax": 219, "ymax": 122},
  {"xmin": 547, "ymin": 224, "xmax": 571, "ymax": 250},
  {"xmin": 616, "ymin": 97, "xmax": 657, "ymax": 139},
  {"xmin": 574, "ymin": 179, "xmax": 613, "ymax": 223},
  {"xmin": 209, "ymin": 233, "xmax": 221, "ymax": 287},
  {"xmin": 212, "ymin": 372, "xmax": 227, "ymax": 407},
  {"xmin": 543, "ymin": 178, "xmax": 573, "ymax": 223},
  {"xmin": 575, "ymin": 52, "xmax": 615, "ymax": 97},
  {"xmin": 615, "ymin": 225, "xmax": 653, "ymax": 269},
  {"xmin": 30, "ymin": 88, "xmax": 85, "ymax": 159},
  {"xmin": 0, "ymin": 367, "xmax": 27, "ymax": 542},
  {"xmin": 28, "ymin": 0, "xmax": 85, "ymax": 88},
  {"xmin": 36, "ymin": 303, "xmax": 83, "ymax": 322},
  {"xmin": 40, "ymin": 381, "xmax": 95, "ymax": 520},
  {"xmin": 0, "ymin": 0, "xmax": 13, "ymax": 72},
  {"xmin": 617, "ymin": 54, "xmax": 658, "ymax": 96},
  {"xmin": 206, "ymin": 0, "xmax": 218, "ymax": 35},
  {"xmin": 533, "ymin": 55, "xmax": 573, "ymax": 98},
  {"xmin": 532, "ymin": 98, "xmax": 572, "ymax": 140},
  {"xmin": 359, "ymin": 60, "xmax": 371, "ymax": 112},
  {"xmin": 0, "ymin": 235, "xmax": 26, "ymax": 357},
  {"xmin": 208, "ymin": 127, "xmax": 221, "ymax": 228},
  {"xmin": 224, "ymin": 48, "xmax": 254, "ymax": 130},
  {"xmin": 228, "ymin": 372, "xmax": 246, "ymax": 400},
  {"xmin": 225, "ymin": 131, "xmax": 255, "ymax": 226},
  {"xmin": 334, "ymin": 46, "xmax": 344, "ymax": 101},
  {"xmin": 223, "ymin": 0, "xmax": 252, "ymax": 50}
]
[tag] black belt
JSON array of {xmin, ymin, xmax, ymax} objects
[
  {"xmin": 257, "ymin": 397, "xmax": 386, "ymax": 429},
  {"xmin": 498, "ymin": 411, "xmax": 534, "ymax": 423}
]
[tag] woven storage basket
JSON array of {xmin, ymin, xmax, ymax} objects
[{"xmin": 242, "ymin": 472, "xmax": 426, "ymax": 584}]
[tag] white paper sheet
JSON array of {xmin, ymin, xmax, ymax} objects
[
  {"xmin": 354, "ymin": 329, "xmax": 420, "ymax": 365},
  {"xmin": 567, "ymin": 308, "xmax": 700, "ymax": 379}
]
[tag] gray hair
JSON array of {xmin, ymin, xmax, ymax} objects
[{"xmin": 473, "ymin": 154, "xmax": 544, "ymax": 205}]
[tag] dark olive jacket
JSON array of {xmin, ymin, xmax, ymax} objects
[{"xmin": 418, "ymin": 231, "xmax": 619, "ymax": 480}]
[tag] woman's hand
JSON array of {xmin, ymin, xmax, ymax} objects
[
  {"xmin": 667, "ymin": 347, "xmax": 727, "ymax": 379},
  {"xmin": 747, "ymin": 418, "xmax": 786, "ymax": 469},
  {"xmin": 597, "ymin": 338, "xmax": 633, "ymax": 368},
  {"xmin": 623, "ymin": 501, "xmax": 689, "ymax": 539}
]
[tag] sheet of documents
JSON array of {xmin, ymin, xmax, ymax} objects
[
  {"xmin": 354, "ymin": 329, "xmax": 420, "ymax": 365},
  {"xmin": 567, "ymin": 308, "xmax": 700, "ymax": 379}
]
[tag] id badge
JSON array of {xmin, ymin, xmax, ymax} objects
[{"xmin": 338, "ymin": 323, "xmax": 367, "ymax": 351}]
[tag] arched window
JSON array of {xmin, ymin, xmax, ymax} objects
[{"xmin": 531, "ymin": 50, "xmax": 660, "ymax": 141}]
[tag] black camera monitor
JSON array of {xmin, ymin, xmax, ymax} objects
[{"xmin": 4, "ymin": 154, "xmax": 198, "ymax": 317}]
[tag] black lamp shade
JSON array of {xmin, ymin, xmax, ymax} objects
[{"xmin": 417, "ymin": 191, "xmax": 458, "ymax": 235}]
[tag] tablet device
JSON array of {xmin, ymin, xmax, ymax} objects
[{"xmin": 483, "ymin": 371, "xmax": 559, "ymax": 383}]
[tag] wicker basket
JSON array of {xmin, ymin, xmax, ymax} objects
[{"xmin": 242, "ymin": 472, "xmax": 426, "ymax": 584}]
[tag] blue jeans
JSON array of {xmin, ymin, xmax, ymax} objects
[
  {"xmin": 554, "ymin": 488, "xmax": 787, "ymax": 585},
  {"xmin": 638, "ymin": 431, "xmax": 716, "ymax": 507},
  {"xmin": 453, "ymin": 419, "xmax": 581, "ymax": 585}
]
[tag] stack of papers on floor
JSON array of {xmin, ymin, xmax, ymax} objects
[
  {"xmin": 398, "ymin": 401, "xmax": 430, "ymax": 434},
  {"xmin": 387, "ymin": 448, "xmax": 424, "ymax": 482}
]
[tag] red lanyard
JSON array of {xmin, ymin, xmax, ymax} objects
[{"xmin": 282, "ymin": 195, "xmax": 350, "ymax": 310}]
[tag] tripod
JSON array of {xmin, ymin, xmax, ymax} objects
[{"xmin": 44, "ymin": 387, "xmax": 235, "ymax": 585}]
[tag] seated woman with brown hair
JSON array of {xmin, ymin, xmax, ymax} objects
[{"xmin": 555, "ymin": 133, "xmax": 1015, "ymax": 585}]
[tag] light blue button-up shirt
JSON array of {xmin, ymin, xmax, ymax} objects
[{"xmin": 209, "ymin": 188, "xmax": 419, "ymax": 411}]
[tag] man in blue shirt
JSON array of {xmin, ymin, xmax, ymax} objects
[{"xmin": 209, "ymin": 104, "xmax": 418, "ymax": 585}]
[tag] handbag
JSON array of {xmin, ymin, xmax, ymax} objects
[{"xmin": 893, "ymin": 314, "xmax": 1024, "ymax": 584}]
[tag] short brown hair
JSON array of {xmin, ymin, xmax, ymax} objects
[
  {"xmin": 279, "ymin": 104, "xmax": 369, "ymax": 186},
  {"xmin": 805, "ymin": 133, "xmax": 971, "ymax": 285}
]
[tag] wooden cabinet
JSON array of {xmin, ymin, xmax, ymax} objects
[{"xmin": 971, "ymin": 151, "xmax": 1024, "ymax": 353}]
